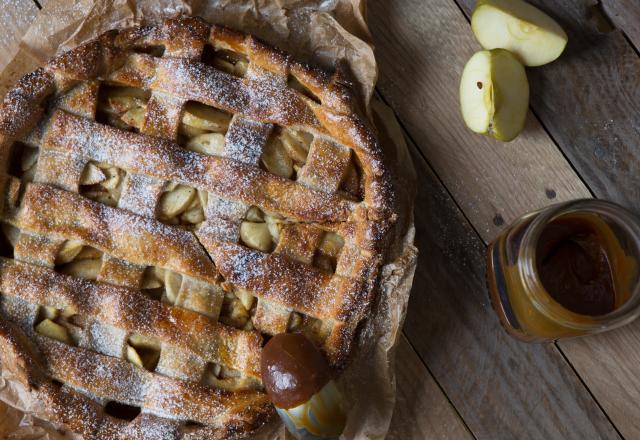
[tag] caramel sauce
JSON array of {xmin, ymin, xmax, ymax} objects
[
  {"xmin": 281, "ymin": 381, "xmax": 346, "ymax": 437},
  {"xmin": 261, "ymin": 333, "xmax": 331, "ymax": 409},
  {"xmin": 536, "ymin": 217, "xmax": 616, "ymax": 316},
  {"xmin": 307, "ymin": 389, "xmax": 346, "ymax": 435}
]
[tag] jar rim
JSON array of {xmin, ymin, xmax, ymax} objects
[{"xmin": 517, "ymin": 199, "xmax": 640, "ymax": 331}]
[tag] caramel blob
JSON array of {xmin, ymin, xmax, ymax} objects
[
  {"xmin": 536, "ymin": 217, "xmax": 616, "ymax": 316},
  {"xmin": 261, "ymin": 333, "xmax": 331, "ymax": 409}
]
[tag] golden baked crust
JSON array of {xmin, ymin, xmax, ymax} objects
[{"xmin": 0, "ymin": 16, "xmax": 394, "ymax": 439}]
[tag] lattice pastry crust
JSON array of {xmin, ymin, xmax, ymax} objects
[{"xmin": 0, "ymin": 16, "xmax": 394, "ymax": 439}]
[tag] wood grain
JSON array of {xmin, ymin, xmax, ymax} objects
[
  {"xmin": 369, "ymin": 0, "xmax": 591, "ymax": 243},
  {"xmin": 448, "ymin": 2, "xmax": 640, "ymax": 438},
  {"xmin": 602, "ymin": 0, "xmax": 640, "ymax": 50},
  {"xmin": 454, "ymin": 0, "xmax": 640, "ymax": 228},
  {"xmin": 388, "ymin": 335, "xmax": 472, "ymax": 440},
  {"xmin": 0, "ymin": 0, "xmax": 40, "ymax": 73},
  {"xmin": 559, "ymin": 320, "xmax": 640, "ymax": 439},
  {"xmin": 401, "ymin": 145, "xmax": 617, "ymax": 439},
  {"xmin": 371, "ymin": 0, "xmax": 640, "ymax": 437},
  {"xmin": 0, "ymin": 1, "xmax": 637, "ymax": 438}
]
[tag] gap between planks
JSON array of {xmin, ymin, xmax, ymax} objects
[
  {"xmin": 600, "ymin": 0, "xmax": 640, "ymax": 53},
  {"xmin": 391, "ymin": 334, "xmax": 474, "ymax": 440},
  {"xmin": 401, "ymin": 136, "xmax": 618, "ymax": 439},
  {"xmin": 379, "ymin": 88, "xmax": 621, "ymax": 439},
  {"xmin": 370, "ymin": 0, "xmax": 640, "ymax": 438}
]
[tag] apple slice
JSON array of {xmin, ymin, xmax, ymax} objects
[
  {"xmin": 472, "ymin": 0, "xmax": 568, "ymax": 67},
  {"xmin": 460, "ymin": 49, "xmax": 529, "ymax": 142}
]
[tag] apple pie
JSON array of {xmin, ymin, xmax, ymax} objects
[{"xmin": 0, "ymin": 16, "xmax": 393, "ymax": 439}]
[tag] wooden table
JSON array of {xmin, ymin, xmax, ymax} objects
[{"xmin": 3, "ymin": 1, "xmax": 640, "ymax": 439}]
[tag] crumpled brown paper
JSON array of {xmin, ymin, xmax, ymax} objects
[{"xmin": 0, "ymin": 1, "xmax": 418, "ymax": 438}]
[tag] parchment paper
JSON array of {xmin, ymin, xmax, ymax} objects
[{"xmin": 0, "ymin": 1, "xmax": 418, "ymax": 438}]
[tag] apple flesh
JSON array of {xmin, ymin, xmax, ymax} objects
[
  {"xmin": 460, "ymin": 49, "xmax": 529, "ymax": 142},
  {"xmin": 472, "ymin": 0, "xmax": 568, "ymax": 67}
]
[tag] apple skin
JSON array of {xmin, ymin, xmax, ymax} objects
[
  {"xmin": 460, "ymin": 49, "xmax": 529, "ymax": 142},
  {"xmin": 472, "ymin": 0, "xmax": 568, "ymax": 67}
]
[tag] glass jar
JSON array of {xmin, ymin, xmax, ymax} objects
[{"xmin": 487, "ymin": 199, "xmax": 640, "ymax": 341}]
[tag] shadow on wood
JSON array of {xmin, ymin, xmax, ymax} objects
[{"xmin": 397, "ymin": 141, "xmax": 617, "ymax": 438}]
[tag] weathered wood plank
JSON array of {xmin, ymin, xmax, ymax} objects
[
  {"xmin": 447, "ymin": 2, "xmax": 640, "ymax": 438},
  {"xmin": 601, "ymin": 0, "xmax": 640, "ymax": 51},
  {"xmin": 371, "ymin": 0, "xmax": 640, "ymax": 437},
  {"xmin": 371, "ymin": 97, "xmax": 466, "ymax": 439},
  {"xmin": 559, "ymin": 321, "xmax": 640, "ymax": 439},
  {"xmin": 401, "ymin": 144, "xmax": 617, "ymax": 439},
  {"xmin": 453, "ymin": 0, "xmax": 640, "ymax": 229},
  {"xmin": 0, "ymin": 0, "xmax": 40, "ymax": 73},
  {"xmin": 388, "ymin": 335, "xmax": 473, "ymax": 440},
  {"xmin": 369, "ymin": 0, "xmax": 591, "ymax": 243}
]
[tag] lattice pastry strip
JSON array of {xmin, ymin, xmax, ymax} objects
[
  {"xmin": 98, "ymin": 257, "xmax": 146, "ymax": 289},
  {"xmin": 252, "ymin": 223, "xmax": 323, "ymax": 335},
  {"xmin": 52, "ymin": 80, "xmax": 100, "ymax": 119},
  {"xmin": 44, "ymin": 110, "xmax": 356, "ymax": 222},
  {"xmin": 10, "ymin": 231, "xmax": 62, "ymax": 268},
  {"xmin": 156, "ymin": 345, "xmax": 208, "ymax": 382},
  {"xmin": 0, "ymin": 296, "xmax": 40, "ymax": 333},
  {"xmin": 141, "ymin": 92, "xmax": 185, "ymax": 140},
  {"xmin": 81, "ymin": 321, "xmax": 129, "ymax": 359},
  {"xmin": 252, "ymin": 300, "xmax": 290, "ymax": 336},
  {"xmin": 118, "ymin": 173, "xmax": 166, "ymax": 218},
  {"xmin": 297, "ymin": 138, "xmax": 352, "ymax": 194},
  {"xmin": 223, "ymin": 116, "xmax": 272, "ymax": 166},
  {"xmin": 120, "ymin": 17, "xmax": 210, "ymax": 60},
  {"xmin": 0, "ymin": 16, "xmax": 394, "ymax": 438},
  {"xmin": 274, "ymin": 224, "xmax": 323, "ymax": 265},
  {"xmin": 35, "ymin": 150, "xmax": 86, "ymax": 192},
  {"xmin": 0, "ymin": 257, "xmax": 262, "ymax": 377},
  {"xmin": 36, "ymin": 337, "xmax": 268, "ymax": 427},
  {"xmin": 174, "ymin": 275, "xmax": 225, "ymax": 320}
]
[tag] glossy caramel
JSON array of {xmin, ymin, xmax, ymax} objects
[
  {"xmin": 487, "ymin": 208, "xmax": 640, "ymax": 341},
  {"xmin": 536, "ymin": 217, "xmax": 616, "ymax": 316},
  {"xmin": 261, "ymin": 333, "xmax": 331, "ymax": 409}
]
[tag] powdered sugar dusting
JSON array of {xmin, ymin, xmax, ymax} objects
[
  {"xmin": 118, "ymin": 173, "xmax": 166, "ymax": 218},
  {"xmin": 44, "ymin": 110, "xmax": 354, "ymax": 222},
  {"xmin": 223, "ymin": 116, "xmax": 271, "ymax": 166},
  {"xmin": 212, "ymin": 243, "xmax": 338, "ymax": 318},
  {"xmin": 153, "ymin": 57, "xmax": 320, "ymax": 130},
  {"xmin": 0, "ymin": 15, "xmax": 394, "ymax": 438},
  {"xmin": 19, "ymin": 183, "xmax": 217, "ymax": 282}
]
